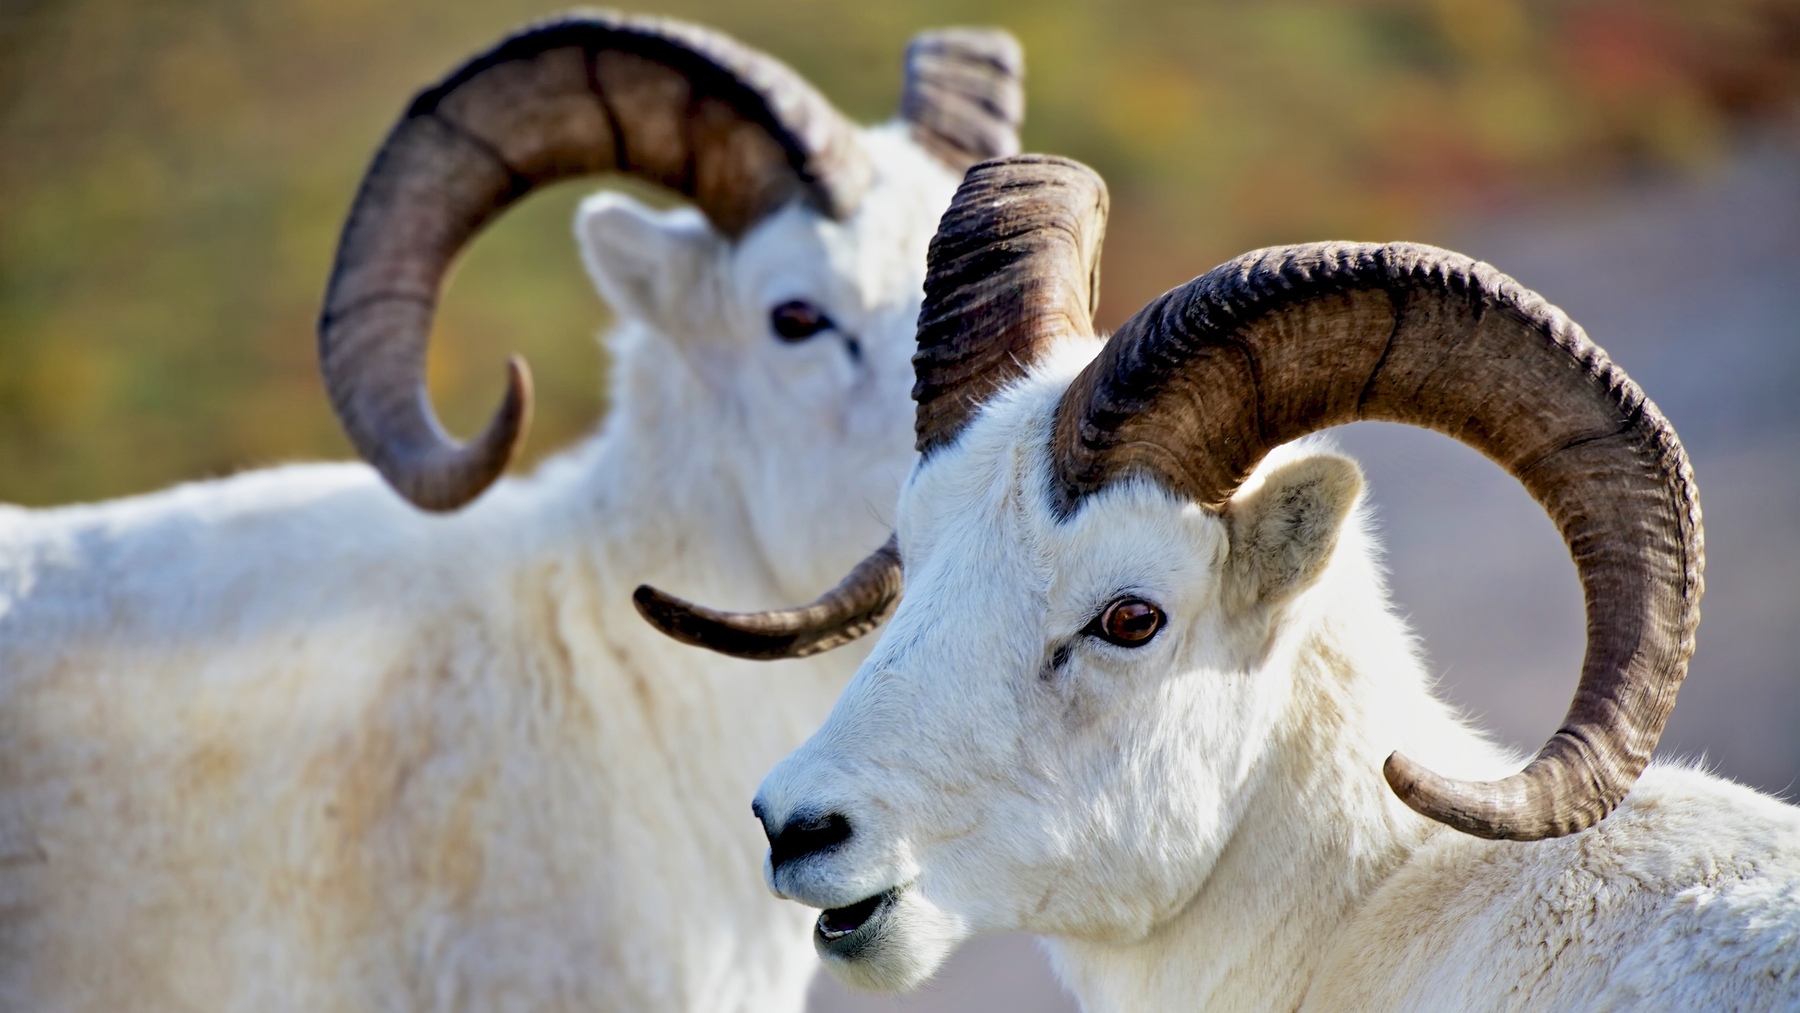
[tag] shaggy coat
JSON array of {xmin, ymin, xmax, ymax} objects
[
  {"xmin": 754, "ymin": 347, "xmax": 1800, "ymax": 1013},
  {"xmin": 0, "ymin": 125, "xmax": 959, "ymax": 1012}
]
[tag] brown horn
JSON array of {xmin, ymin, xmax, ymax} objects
[
  {"xmin": 900, "ymin": 28, "xmax": 1024, "ymax": 170},
  {"xmin": 633, "ymin": 155, "xmax": 1093, "ymax": 659},
  {"xmin": 913, "ymin": 155, "xmax": 1107, "ymax": 456},
  {"xmin": 320, "ymin": 12, "xmax": 871, "ymax": 511},
  {"xmin": 634, "ymin": 535, "xmax": 903, "ymax": 661},
  {"xmin": 1049, "ymin": 237, "xmax": 1702, "ymax": 842}
]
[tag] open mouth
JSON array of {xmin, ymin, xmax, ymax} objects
[{"xmin": 816, "ymin": 888, "xmax": 897, "ymax": 948}]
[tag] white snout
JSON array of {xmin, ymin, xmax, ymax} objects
[
  {"xmin": 754, "ymin": 746, "xmax": 968, "ymax": 991},
  {"xmin": 754, "ymin": 750, "xmax": 898, "ymax": 909}
]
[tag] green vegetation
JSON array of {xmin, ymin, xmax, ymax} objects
[{"xmin": 3, "ymin": 0, "xmax": 1794, "ymax": 505}]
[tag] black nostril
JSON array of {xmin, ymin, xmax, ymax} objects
[{"xmin": 767, "ymin": 811, "xmax": 853, "ymax": 871}]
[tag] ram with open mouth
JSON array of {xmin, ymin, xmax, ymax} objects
[{"xmin": 641, "ymin": 155, "xmax": 1800, "ymax": 1011}]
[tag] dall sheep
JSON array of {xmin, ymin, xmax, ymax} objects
[
  {"xmin": 0, "ymin": 14, "xmax": 1021, "ymax": 1012},
  {"xmin": 643, "ymin": 156, "xmax": 1800, "ymax": 1012}
]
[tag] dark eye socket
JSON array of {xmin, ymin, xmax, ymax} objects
[
  {"xmin": 1085, "ymin": 597, "xmax": 1164, "ymax": 648},
  {"xmin": 769, "ymin": 300, "xmax": 834, "ymax": 342}
]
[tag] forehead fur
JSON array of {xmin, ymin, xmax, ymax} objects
[
  {"xmin": 899, "ymin": 335, "xmax": 1098, "ymax": 538},
  {"xmin": 897, "ymin": 339, "xmax": 1218, "ymax": 591},
  {"xmin": 731, "ymin": 124, "xmax": 959, "ymax": 310},
  {"xmin": 899, "ymin": 339, "xmax": 1362, "ymax": 583},
  {"xmin": 857, "ymin": 124, "xmax": 965, "ymax": 228}
]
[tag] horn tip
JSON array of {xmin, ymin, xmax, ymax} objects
[
  {"xmin": 1383, "ymin": 751, "xmax": 1610, "ymax": 843},
  {"xmin": 502, "ymin": 354, "xmax": 534, "ymax": 450},
  {"xmin": 632, "ymin": 583, "xmax": 689, "ymax": 630},
  {"xmin": 632, "ymin": 583, "xmax": 733, "ymax": 652},
  {"xmin": 632, "ymin": 584, "xmax": 800, "ymax": 662},
  {"xmin": 1381, "ymin": 751, "xmax": 1511, "ymax": 839},
  {"xmin": 389, "ymin": 356, "xmax": 533, "ymax": 514},
  {"xmin": 1381, "ymin": 750, "xmax": 1424, "ymax": 802}
]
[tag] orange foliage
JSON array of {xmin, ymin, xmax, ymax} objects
[{"xmin": 2, "ymin": 0, "xmax": 1796, "ymax": 504}]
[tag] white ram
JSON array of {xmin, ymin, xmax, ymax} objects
[
  {"xmin": 0, "ymin": 14, "xmax": 1021, "ymax": 1013},
  {"xmin": 645, "ymin": 156, "xmax": 1800, "ymax": 1012}
]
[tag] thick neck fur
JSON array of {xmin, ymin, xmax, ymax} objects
[
  {"xmin": 539, "ymin": 319, "xmax": 780, "ymax": 597},
  {"xmin": 0, "ymin": 316, "xmax": 877, "ymax": 1013},
  {"xmin": 1046, "ymin": 518, "xmax": 1515, "ymax": 1013},
  {"xmin": 501, "ymin": 305, "xmax": 895, "ymax": 606},
  {"xmin": 0, "ymin": 119, "xmax": 949, "ymax": 1013}
]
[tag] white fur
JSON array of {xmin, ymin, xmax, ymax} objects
[
  {"xmin": 0, "ymin": 124, "xmax": 960, "ymax": 1012},
  {"xmin": 756, "ymin": 339, "xmax": 1800, "ymax": 1012}
]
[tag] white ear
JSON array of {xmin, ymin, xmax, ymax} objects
[
  {"xmin": 574, "ymin": 192, "xmax": 722, "ymax": 327},
  {"xmin": 1225, "ymin": 454, "xmax": 1363, "ymax": 610}
]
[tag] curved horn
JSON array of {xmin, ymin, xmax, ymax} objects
[
  {"xmin": 634, "ymin": 536, "xmax": 903, "ymax": 661},
  {"xmin": 913, "ymin": 155, "xmax": 1107, "ymax": 455},
  {"xmin": 634, "ymin": 156, "xmax": 1098, "ymax": 661},
  {"xmin": 901, "ymin": 28, "xmax": 1024, "ymax": 170},
  {"xmin": 1050, "ymin": 237, "xmax": 1702, "ymax": 842},
  {"xmin": 320, "ymin": 13, "xmax": 871, "ymax": 511}
]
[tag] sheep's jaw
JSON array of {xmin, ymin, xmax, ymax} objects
[
  {"xmin": 814, "ymin": 887, "xmax": 899, "ymax": 956},
  {"xmin": 807, "ymin": 881, "xmax": 964, "ymax": 992}
]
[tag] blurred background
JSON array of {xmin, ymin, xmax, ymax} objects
[{"xmin": 3, "ymin": 0, "xmax": 1797, "ymax": 1009}]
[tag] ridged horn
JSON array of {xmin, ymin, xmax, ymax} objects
[
  {"xmin": 633, "ymin": 535, "xmax": 902, "ymax": 661},
  {"xmin": 900, "ymin": 28, "xmax": 1024, "ymax": 170},
  {"xmin": 913, "ymin": 155, "xmax": 1106, "ymax": 456},
  {"xmin": 633, "ymin": 156, "xmax": 1091, "ymax": 661},
  {"xmin": 1050, "ymin": 237, "xmax": 1703, "ymax": 842},
  {"xmin": 319, "ymin": 12, "xmax": 871, "ymax": 511}
]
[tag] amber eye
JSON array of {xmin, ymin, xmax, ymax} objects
[
  {"xmin": 1088, "ymin": 597, "xmax": 1164, "ymax": 647},
  {"xmin": 769, "ymin": 300, "xmax": 834, "ymax": 342}
]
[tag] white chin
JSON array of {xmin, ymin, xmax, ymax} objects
[{"xmin": 817, "ymin": 888, "xmax": 966, "ymax": 993}]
